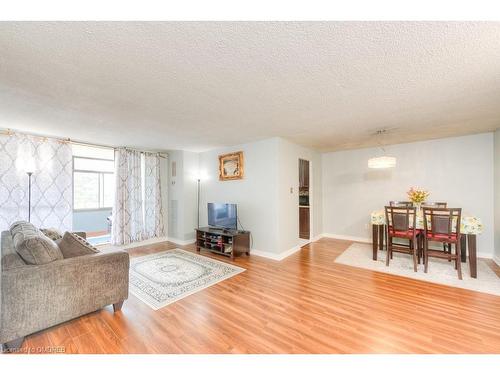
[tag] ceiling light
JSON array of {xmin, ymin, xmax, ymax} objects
[
  {"xmin": 368, "ymin": 129, "xmax": 396, "ymax": 169},
  {"xmin": 368, "ymin": 156, "xmax": 397, "ymax": 169}
]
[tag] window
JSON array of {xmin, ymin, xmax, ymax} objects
[{"xmin": 73, "ymin": 145, "xmax": 115, "ymax": 210}]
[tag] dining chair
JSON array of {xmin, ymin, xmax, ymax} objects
[
  {"xmin": 384, "ymin": 206, "xmax": 418, "ymax": 272},
  {"xmin": 422, "ymin": 202, "xmax": 447, "ymax": 208},
  {"xmin": 389, "ymin": 201, "xmax": 414, "ymax": 207},
  {"xmin": 387, "ymin": 201, "xmax": 416, "ymax": 254},
  {"xmin": 421, "ymin": 202, "xmax": 449, "ymax": 257},
  {"xmin": 422, "ymin": 207, "xmax": 462, "ymax": 280}
]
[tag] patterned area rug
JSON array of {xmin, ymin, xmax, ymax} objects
[
  {"xmin": 335, "ymin": 243, "xmax": 500, "ymax": 296},
  {"xmin": 129, "ymin": 249, "xmax": 245, "ymax": 310}
]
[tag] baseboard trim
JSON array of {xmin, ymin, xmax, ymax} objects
[
  {"xmin": 100, "ymin": 236, "xmax": 196, "ymax": 251},
  {"xmin": 167, "ymin": 237, "xmax": 196, "ymax": 246},
  {"xmin": 320, "ymin": 233, "xmax": 372, "ymax": 243},
  {"xmin": 310, "ymin": 234, "xmax": 323, "ymax": 242},
  {"xmin": 250, "ymin": 249, "xmax": 282, "ymax": 260},
  {"xmin": 278, "ymin": 244, "xmax": 303, "ymax": 260},
  {"xmin": 251, "ymin": 244, "xmax": 303, "ymax": 261},
  {"xmin": 493, "ymin": 255, "xmax": 500, "ymax": 267},
  {"xmin": 476, "ymin": 252, "xmax": 494, "ymax": 260},
  {"xmin": 103, "ymin": 236, "xmax": 170, "ymax": 250}
]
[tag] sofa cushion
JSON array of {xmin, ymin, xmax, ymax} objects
[
  {"xmin": 40, "ymin": 228, "xmax": 64, "ymax": 241},
  {"xmin": 10, "ymin": 221, "xmax": 36, "ymax": 236},
  {"xmin": 57, "ymin": 232, "xmax": 99, "ymax": 259},
  {"xmin": 1, "ymin": 230, "xmax": 27, "ymax": 270},
  {"xmin": 11, "ymin": 226, "xmax": 63, "ymax": 265}
]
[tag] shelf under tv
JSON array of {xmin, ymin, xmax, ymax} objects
[{"xmin": 195, "ymin": 227, "xmax": 250, "ymax": 259}]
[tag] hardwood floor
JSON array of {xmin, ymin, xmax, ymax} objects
[{"xmin": 13, "ymin": 238, "xmax": 500, "ymax": 354}]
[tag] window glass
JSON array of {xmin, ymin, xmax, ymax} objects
[
  {"xmin": 74, "ymin": 172, "xmax": 99, "ymax": 209},
  {"xmin": 74, "ymin": 158, "xmax": 114, "ymax": 173},
  {"xmin": 72, "ymin": 144, "xmax": 114, "ymax": 160},
  {"xmin": 103, "ymin": 173, "xmax": 115, "ymax": 208}
]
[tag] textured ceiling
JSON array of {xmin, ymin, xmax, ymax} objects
[{"xmin": 1, "ymin": 21, "xmax": 500, "ymax": 152}]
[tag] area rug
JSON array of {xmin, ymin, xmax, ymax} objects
[
  {"xmin": 335, "ymin": 243, "xmax": 500, "ymax": 296},
  {"xmin": 129, "ymin": 249, "xmax": 245, "ymax": 310}
]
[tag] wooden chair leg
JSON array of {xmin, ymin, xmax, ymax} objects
[
  {"xmin": 386, "ymin": 237, "xmax": 391, "ymax": 266},
  {"xmin": 417, "ymin": 235, "xmax": 421, "ymax": 264},
  {"xmin": 456, "ymin": 241, "xmax": 462, "ymax": 280},
  {"xmin": 412, "ymin": 237, "xmax": 418, "ymax": 272},
  {"xmin": 424, "ymin": 238, "xmax": 429, "ymax": 273}
]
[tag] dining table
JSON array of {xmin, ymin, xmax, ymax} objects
[{"xmin": 370, "ymin": 209, "xmax": 484, "ymax": 278}]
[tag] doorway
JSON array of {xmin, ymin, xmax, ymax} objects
[{"xmin": 298, "ymin": 158, "xmax": 310, "ymax": 241}]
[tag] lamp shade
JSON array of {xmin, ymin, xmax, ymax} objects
[
  {"xmin": 368, "ymin": 156, "xmax": 396, "ymax": 169},
  {"xmin": 19, "ymin": 157, "xmax": 36, "ymax": 174},
  {"xmin": 192, "ymin": 169, "xmax": 209, "ymax": 181}
]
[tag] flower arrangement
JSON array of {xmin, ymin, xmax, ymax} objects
[{"xmin": 407, "ymin": 187, "xmax": 429, "ymax": 204}]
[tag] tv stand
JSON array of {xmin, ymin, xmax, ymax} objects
[{"xmin": 195, "ymin": 227, "xmax": 250, "ymax": 259}]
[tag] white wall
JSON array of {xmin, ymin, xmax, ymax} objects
[
  {"xmin": 277, "ymin": 138, "xmax": 322, "ymax": 253},
  {"xmin": 196, "ymin": 137, "xmax": 323, "ymax": 257},
  {"xmin": 198, "ymin": 138, "xmax": 281, "ymax": 254},
  {"xmin": 166, "ymin": 150, "xmax": 184, "ymax": 240},
  {"xmin": 166, "ymin": 150, "xmax": 199, "ymax": 241},
  {"xmin": 322, "ymin": 133, "xmax": 495, "ymax": 258},
  {"xmin": 182, "ymin": 151, "xmax": 200, "ymax": 240},
  {"xmin": 494, "ymin": 129, "xmax": 500, "ymax": 264}
]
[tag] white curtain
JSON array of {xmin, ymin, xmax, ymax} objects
[
  {"xmin": 112, "ymin": 148, "xmax": 144, "ymax": 245},
  {"xmin": 0, "ymin": 132, "xmax": 73, "ymax": 231},
  {"xmin": 143, "ymin": 152, "xmax": 165, "ymax": 240}
]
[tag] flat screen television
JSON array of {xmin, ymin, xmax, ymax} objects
[{"xmin": 207, "ymin": 203, "xmax": 237, "ymax": 230}]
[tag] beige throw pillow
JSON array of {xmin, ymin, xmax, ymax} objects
[
  {"xmin": 40, "ymin": 228, "xmax": 63, "ymax": 241},
  {"xmin": 58, "ymin": 232, "xmax": 100, "ymax": 259},
  {"xmin": 12, "ymin": 226, "xmax": 63, "ymax": 265}
]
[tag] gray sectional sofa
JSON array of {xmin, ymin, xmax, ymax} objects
[{"xmin": 0, "ymin": 221, "xmax": 129, "ymax": 352}]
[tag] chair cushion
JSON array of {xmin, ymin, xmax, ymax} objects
[
  {"xmin": 57, "ymin": 232, "xmax": 99, "ymax": 259},
  {"xmin": 11, "ymin": 223, "xmax": 63, "ymax": 265},
  {"xmin": 426, "ymin": 232, "xmax": 458, "ymax": 241},
  {"xmin": 388, "ymin": 227, "xmax": 415, "ymax": 238}
]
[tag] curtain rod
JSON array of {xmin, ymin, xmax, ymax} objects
[{"xmin": 0, "ymin": 128, "xmax": 168, "ymax": 158}]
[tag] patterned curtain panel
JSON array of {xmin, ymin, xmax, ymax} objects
[
  {"xmin": 144, "ymin": 152, "xmax": 165, "ymax": 240},
  {"xmin": 112, "ymin": 148, "xmax": 144, "ymax": 245},
  {"xmin": 0, "ymin": 133, "xmax": 73, "ymax": 231}
]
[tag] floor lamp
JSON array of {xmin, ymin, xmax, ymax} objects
[
  {"xmin": 25, "ymin": 159, "xmax": 35, "ymax": 223},
  {"xmin": 197, "ymin": 178, "xmax": 200, "ymax": 228},
  {"xmin": 195, "ymin": 171, "xmax": 206, "ymax": 228},
  {"xmin": 27, "ymin": 171, "xmax": 33, "ymax": 222}
]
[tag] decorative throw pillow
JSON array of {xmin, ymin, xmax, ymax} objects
[
  {"xmin": 12, "ymin": 227, "xmax": 64, "ymax": 265},
  {"xmin": 10, "ymin": 221, "xmax": 36, "ymax": 236},
  {"xmin": 57, "ymin": 232, "xmax": 100, "ymax": 259},
  {"xmin": 40, "ymin": 228, "xmax": 63, "ymax": 241}
]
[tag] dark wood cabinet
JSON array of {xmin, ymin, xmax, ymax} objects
[
  {"xmin": 196, "ymin": 227, "xmax": 250, "ymax": 259},
  {"xmin": 299, "ymin": 207, "xmax": 310, "ymax": 239},
  {"xmin": 299, "ymin": 159, "xmax": 310, "ymax": 188}
]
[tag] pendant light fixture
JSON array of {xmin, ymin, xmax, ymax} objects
[{"xmin": 368, "ymin": 129, "xmax": 396, "ymax": 169}]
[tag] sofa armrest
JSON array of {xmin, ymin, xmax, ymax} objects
[{"xmin": 0, "ymin": 250, "xmax": 129, "ymax": 344}]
